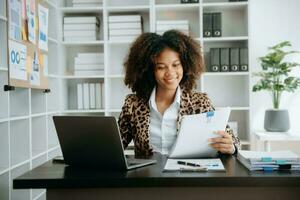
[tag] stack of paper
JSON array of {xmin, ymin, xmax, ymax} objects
[
  {"xmin": 77, "ymin": 82, "xmax": 104, "ymax": 110},
  {"xmin": 237, "ymin": 150, "xmax": 300, "ymax": 171},
  {"xmin": 72, "ymin": 0, "xmax": 103, "ymax": 7},
  {"xmin": 156, "ymin": 20, "xmax": 189, "ymax": 36},
  {"xmin": 108, "ymin": 15, "xmax": 142, "ymax": 41},
  {"xmin": 74, "ymin": 53, "xmax": 104, "ymax": 76},
  {"xmin": 63, "ymin": 16, "xmax": 99, "ymax": 41}
]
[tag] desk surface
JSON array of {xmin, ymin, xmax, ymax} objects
[{"xmin": 13, "ymin": 154, "xmax": 300, "ymax": 189}]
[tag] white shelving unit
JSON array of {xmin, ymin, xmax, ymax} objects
[
  {"xmin": 0, "ymin": 0, "xmax": 250, "ymax": 199},
  {"xmin": 0, "ymin": 0, "xmax": 62, "ymax": 199}
]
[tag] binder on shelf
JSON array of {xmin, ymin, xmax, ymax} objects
[
  {"xmin": 239, "ymin": 47, "xmax": 248, "ymax": 71},
  {"xmin": 89, "ymin": 83, "xmax": 96, "ymax": 109},
  {"xmin": 203, "ymin": 13, "xmax": 212, "ymax": 37},
  {"xmin": 229, "ymin": 48, "xmax": 240, "ymax": 72},
  {"xmin": 210, "ymin": 48, "xmax": 220, "ymax": 72},
  {"xmin": 212, "ymin": 13, "xmax": 222, "ymax": 37},
  {"xmin": 220, "ymin": 48, "xmax": 230, "ymax": 72},
  {"xmin": 95, "ymin": 83, "xmax": 102, "ymax": 109},
  {"xmin": 83, "ymin": 83, "xmax": 90, "ymax": 110},
  {"xmin": 77, "ymin": 83, "xmax": 83, "ymax": 109}
]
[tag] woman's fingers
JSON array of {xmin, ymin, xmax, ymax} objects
[{"xmin": 209, "ymin": 130, "xmax": 235, "ymax": 154}]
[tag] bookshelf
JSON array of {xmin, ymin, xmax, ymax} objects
[
  {"xmin": 0, "ymin": 0, "xmax": 250, "ymax": 199},
  {"xmin": 0, "ymin": 0, "xmax": 62, "ymax": 200}
]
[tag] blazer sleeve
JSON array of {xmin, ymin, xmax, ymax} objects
[{"xmin": 118, "ymin": 95, "xmax": 135, "ymax": 149}]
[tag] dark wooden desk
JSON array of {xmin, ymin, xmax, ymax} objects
[{"xmin": 14, "ymin": 154, "xmax": 300, "ymax": 200}]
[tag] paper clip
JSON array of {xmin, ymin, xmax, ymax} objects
[
  {"xmin": 261, "ymin": 157, "xmax": 272, "ymax": 162},
  {"xmin": 206, "ymin": 111, "xmax": 214, "ymax": 123}
]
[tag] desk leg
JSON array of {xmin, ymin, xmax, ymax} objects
[{"xmin": 264, "ymin": 141, "xmax": 271, "ymax": 152}]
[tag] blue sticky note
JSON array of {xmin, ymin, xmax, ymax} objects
[
  {"xmin": 276, "ymin": 160, "xmax": 286, "ymax": 165},
  {"xmin": 263, "ymin": 167, "xmax": 273, "ymax": 172},
  {"xmin": 206, "ymin": 111, "xmax": 214, "ymax": 118},
  {"xmin": 261, "ymin": 157, "xmax": 272, "ymax": 162}
]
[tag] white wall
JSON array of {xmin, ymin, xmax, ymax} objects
[{"xmin": 249, "ymin": 0, "xmax": 300, "ymax": 152}]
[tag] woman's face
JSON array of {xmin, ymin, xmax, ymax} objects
[{"xmin": 154, "ymin": 48, "xmax": 183, "ymax": 92}]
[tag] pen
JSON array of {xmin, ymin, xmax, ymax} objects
[{"xmin": 177, "ymin": 160, "xmax": 202, "ymax": 167}]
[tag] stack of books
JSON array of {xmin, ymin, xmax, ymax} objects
[
  {"xmin": 72, "ymin": 0, "xmax": 103, "ymax": 7},
  {"xmin": 63, "ymin": 16, "xmax": 99, "ymax": 41},
  {"xmin": 77, "ymin": 82, "xmax": 104, "ymax": 110},
  {"xmin": 108, "ymin": 15, "xmax": 142, "ymax": 41},
  {"xmin": 156, "ymin": 20, "xmax": 189, "ymax": 36},
  {"xmin": 74, "ymin": 53, "xmax": 104, "ymax": 76},
  {"xmin": 237, "ymin": 150, "xmax": 300, "ymax": 171}
]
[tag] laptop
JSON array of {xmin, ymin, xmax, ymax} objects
[{"xmin": 53, "ymin": 115, "xmax": 156, "ymax": 170}]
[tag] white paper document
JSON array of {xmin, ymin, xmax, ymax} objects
[
  {"xmin": 164, "ymin": 158, "xmax": 225, "ymax": 172},
  {"xmin": 169, "ymin": 108, "xmax": 231, "ymax": 158}
]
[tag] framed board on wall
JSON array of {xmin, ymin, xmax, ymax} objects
[{"xmin": 6, "ymin": 0, "xmax": 49, "ymax": 90}]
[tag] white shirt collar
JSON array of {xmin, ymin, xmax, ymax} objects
[{"xmin": 149, "ymin": 86, "xmax": 181, "ymax": 111}]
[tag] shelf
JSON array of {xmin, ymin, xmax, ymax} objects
[
  {"xmin": 32, "ymin": 116, "xmax": 47, "ymax": 157},
  {"xmin": 32, "ymin": 152, "xmax": 47, "ymax": 166},
  {"xmin": 60, "ymin": 7, "xmax": 103, "ymax": 13},
  {"xmin": 203, "ymin": 2, "xmax": 248, "ymax": 10},
  {"xmin": 9, "ymin": 115, "xmax": 30, "ymax": 121},
  {"xmin": 107, "ymin": 5, "xmax": 150, "ymax": 12},
  {"xmin": 9, "ymin": 88, "xmax": 30, "ymax": 117},
  {"xmin": 203, "ymin": 72, "xmax": 249, "ymax": 76},
  {"xmin": 48, "ymin": 37, "xmax": 59, "ymax": 44},
  {"xmin": 215, "ymin": 106, "xmax": 250, "ymax": 111},
  {"xmin": 240, "ymin": 140, "xmax": 251, "ymax": 145},
  {"xmin": 107, "ymin": 75, "xmax": 125, "ymax": 78},
  {"xmin": 10, "ymin": 119, "xmax": 30, "ymax": 167},
  {"xmin": 33, "ymin": 190, "xmax": 46, "ymax": 200},
  {"xmin": 0, "ymin": 172, "xmax": 9, "ymax": 200},
  {"xmin": 155, "ymin": 3, "xmax": 200, "ymax": 11},
  {"xmin": 61, "ymin": 75, "xmax": 105, "ymax": 79},
  {"xmin": 203, "ymin": 36, "xmax": 248, "ymax": 42},
  {"xmin": 0, "ymin": 66, "xmax": 8, "ymax": 71},
  {"xmin": 31, "ymin": 89, "xmax": 47, "ymax": 114},
  {"xmin": 44, "ymin": 0, "xmax": 57, "ymax": 8},
  {"xmin": 107, "ymin": 109, "xmax": 122, "ymax": 113},
  {"xmin": 107, "ymin": 40, "xmax": 135, "ymax": 44},
  {"xmin": 63, "ymin": 109, "xmax": 105, "ymax": 113},
  {"xmin": 0, "ymin": 15, "xmax": 7, "ymax": 21},
  {"xmin": 0, "ymin": 122, "xmax": 9, "ymax": 172},
  {"xmin": 11, "ymin": 162, "xmax": 30, "ymax": 200},
  {"xmin": 62, "ymin": 40, "xmax": 104, "ymax": 46},
  {"xmin": 48, "ymin": 74, "xmax": 60, "ymax": 78}
]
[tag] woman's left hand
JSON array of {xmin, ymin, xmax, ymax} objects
[{"xmin": 209, "ymin": 131, "xmax": 235, "ymax": 154}]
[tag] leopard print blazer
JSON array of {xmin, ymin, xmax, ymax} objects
[{"xmin": 118, "ymin": 89, "xmax": 241, "ymax": 157}]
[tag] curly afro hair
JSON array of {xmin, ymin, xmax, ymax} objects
[{"xmin": 123, "ymin": 30, "xmax": 205, "ymax": 101}]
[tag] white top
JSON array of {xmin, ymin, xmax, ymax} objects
[{"xmin": 149, "ymin": 87, "xmax": 181, "ymax": 155}]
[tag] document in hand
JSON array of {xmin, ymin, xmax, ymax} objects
[{"xmin": 169, "ymin": 107, "xmax": 231, "ymax": 158}]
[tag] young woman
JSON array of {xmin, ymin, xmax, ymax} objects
[{"xmin": 118, "ymin": 30, "xmax": 240, "ymax": 157}]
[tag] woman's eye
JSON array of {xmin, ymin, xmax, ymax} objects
[{"xmin": 173, "ymin": 63, "xmax": 180, "ymax": 67}]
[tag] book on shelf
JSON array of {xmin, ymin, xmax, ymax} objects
[
  {"xmin": 109, "ymin": 29, "xmax": 142, "ymax": 36},
  {"xmin": 77, "ymin": 83, "xmax": 83, "ymax": 109},
  {"xmin": 77, "ymin": 53, "xmax": 104, "ymax": 58},
  {"xmin": 77, "ymin": 82, "xmax": 104, "ymax": 109},
  {"xmin": 64, "ymin": 30, "xmax": 97, "ymax": 37},
  {"xmin": 74, "ymin": 64, "xmax": 104, "ymax": 71},
  {"xmin": 83, "ymin": 83, "xmax": 90, "ymax": 109},
  {"xmin": 237, "ymin": 150, "xmax": 300, "ymax": 171},
  {"xmin": 64, "ymin": 24, "xmax": 99, "ymax": 31},
  {"xmin": 109, "ymin": 22, "xmax": 142, "ymax": 30},
  {"xmin": 156, "ymin": 30, "xmax": 189, "ymax": 36},
  {"xmin": 64, "ymin": 16, "xmax": 99, "ymax": 24},
  {"xmin": 75, "ymin": 56, "xmax": 104, "ymax": 65},
  {"xmin": 89, "ymin": 83, "xmax": 96, "ymax": 109},
  {"xmin": 95, "ymin": 83, "xmax": 102, "ymax": 109},
  {"xmin": 108, "ymin": 15, "xmax": 141, "ymax": 23}
]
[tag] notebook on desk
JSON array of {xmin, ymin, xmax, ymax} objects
[{"xmin": 53, "ymin": 116, "xmax": 156, "ymax": 170}]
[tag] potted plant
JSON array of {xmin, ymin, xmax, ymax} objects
[{"xmin": 252, "ymin": 41, "xmax": 300, "ymax": 132}]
